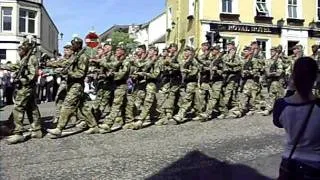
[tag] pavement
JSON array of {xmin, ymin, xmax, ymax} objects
[{"xmin": 0, "ymin": 103, "xmax": 284, "ymax": 180}]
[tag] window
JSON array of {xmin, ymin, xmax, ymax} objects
[
  {"xmin": 0, "ymin": 49, "xmax": 6, "ymax": 60},
  {"xmin": 222, "ymin": 0, "xmax": 232, "ymax": 13},
  {"xmin": 2, "ymin": 7, "xmax": 12, "ymax": 31},
  {"xmin": 188, "ymin": 0, "xmax": 195, "ymax": 17},
  {"xmin": 256, "ymin": 0, "xmax": 269, "ymax": 16},
  {"xmin": 167, "ymin": 7, "xmax": 173, "ymax": 29},
  {"xmin": 19, "ymin": 9, "xmax": 36, "ymax": 33},
  {"xmin": 288, "ymin": 0, "xmax": 298, "ymax": 18}
]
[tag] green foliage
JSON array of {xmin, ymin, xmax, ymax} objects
[{"xmin": 110, "ymin": 31, "xmax": 138, "ymax": 53}]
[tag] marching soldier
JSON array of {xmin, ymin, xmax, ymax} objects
[
  {"xmin": 46, "ymin": 42, "xmax": 74, "ymax": 124},
  {"xmin": 47, "ymin": 37, "xmax": 100, "ymax": 137},
  {"xmin": 219, "ymin": 41, "xmax": 242, "ymax": 118},
  {"xmin": 90, "ymin": 42, "xmax": 114, "ymax": 121},
  {"xmin": 124, "ymin": 45, "xmax": 148, "ymax": 129},
  {"xmin": 201, "ymin": 45, "xmax": 226, "ymax": 120},
  {"xmin": 194, "ymin": 42, "xmax": 211, "ymax": 121},
  {"xmin": 233, "ymin": 46, "xmax": 261, "ymax": 117},
  {"xmin": 170, "ymin": 46, "xmax": 199, "ymax": 124},
  {"xmin": 99, "ymin": 45, "xmax": 131, "ymax": 133},
  {"xmin": 4, "ymin": 36, "xmax": 42, "ymax": 144},
  {"xmin": 260, "ymin": 46, "xmax": 284, "ymax": 116},
  {"xmin": 131, "ymin": 46, "xmax": 161, "ymax": 129},
  {"xmin": 155, "ymin": 43, "xmax": 181, "ymax": 125},
  {"xmin": 310, "ymin": 44, "xmax": 320, "ymax": 96}
]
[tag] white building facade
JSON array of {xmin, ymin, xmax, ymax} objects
[
  {"xmin": 0, "ymin": 0, "xmax": 58, "ymax": 63},
  {"xmin": 129, "ymin": 12, "xmax": 166, "ymax": 51}
]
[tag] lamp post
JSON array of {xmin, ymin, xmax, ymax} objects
[{"xmin": 58, "ymin": 32, "xmax": 64, "ymax": 58}]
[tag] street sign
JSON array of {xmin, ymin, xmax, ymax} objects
[{"xmin": 85, "ymin": 32, "xmax": 99, "ymax": 48}]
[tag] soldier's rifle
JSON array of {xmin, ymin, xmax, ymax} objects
[{"xmin": 60, "ymin": 47, "xmax": 87, "ymax": 75}]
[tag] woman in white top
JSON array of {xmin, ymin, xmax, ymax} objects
[{"xmin": 273, "ymin": 57, "xmax": 320, "ymax": 179}]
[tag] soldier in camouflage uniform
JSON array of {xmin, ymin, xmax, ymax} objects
[
  {"xmin": 232, "ymin": 46, "xmax": 262, "ymax": 117},
  {"xmin": 124, "ymin": 45, "xmax": 148, "ymax": 128},
  {"xmin": 260, "ymin": 47, "xmax": 284, "ymax": 115},
  {"xmin": 131, "ymin": 46, "xmax": 161, "ymax": 129},
  {"xmin": 99, "ymin": 45, "xmax": 131, "ymax": 133},
  {"xmin": 199, "ymin": 45, "xmax": 225, "ymax": 120},
  {"xmin": 90, "ymin": 42, "xmax": 114, "ymax": 120},
  {"xmin": 170, "ymin": 47, "xmax": 199, "ymax": 124},
  {"xmin": 155, "ymin": 43, "xmax": 181, "ymax": 125},
  {"xmin": 47, "ymin": 37, "xmax": 100, "ymax": 137},
  {"xmin": 2, "ymin": 37, "xmax": 42, "ymax": 144},
  {"xmin": 283, "ymin": 45, "xmax": 303, "ymax": 86},
  {"xmin": 194, "ymin": 42, "xmax": 211, "ymax": 121},
  {"xmin": 46, "ymin": 43, "xmax": 73, "ymax": 124},
  {"xmin": 219, "ymin": 42, "xmax": 242, "ymax": 119},
  {"xmin": 310, "ymin": 44, "xmax": 320, "ymax": 97}
]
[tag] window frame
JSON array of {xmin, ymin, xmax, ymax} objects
[
  {"xmin": 256, "ymin": 0, "xmax": 269, "ymax": 17},
  {"xmin": 222, "ymin": 0, "xmax": 233, "ymax": 13},
  {"xmin": 317, "ymin": 0, "xmax": 320, "ymax": 21},
  {"xmin": 1, "ymin": 7, "xmax": 13, "ymax": 32},
  {"xmin": 287, "ymin": 0, "xmax": 298, "ymax": 19},
  {"xmin": 188, "ymin": 0, "xmax": 195, "ymax": 17},
  {"xmin": 19, "ymin": 8, "xmax": 37, "ymax": 34}
]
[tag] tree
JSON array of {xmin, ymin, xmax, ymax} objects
[{"xmin": 109, "ymin": 31, "xmax": 138, "ymax": 53}]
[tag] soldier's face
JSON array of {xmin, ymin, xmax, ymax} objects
[
  {"xmin": 64, "ymin": 48, "xmax": 73, "ymax": 57},
  {"xmin": 211, "ymin": 49, "xmax": 219, "ymax": 56},
  {"xmin": 72, "ymin": 42, "xmax": 82, "ymax": 51},
  {"xmin": 97, "ymin": 48, "xmax": 104, "ymax": 55},
  {"xmin": 293, "ymin": 48, "xmax": 300, "ymax": 55},
  {"xmin": 136, "ymin": 48, "xmax": 145, "ymax": 56},
  {"xmin": 227, "ymin": 44, "xmax": 234, "ymax": 51},
  {"xmin": 202, "ymin": 45, "xmax": 209, "ymax": 52},
  {"xmin": 18, "ymin": 46, "xmax": 27, "ymax": 57},
  {"xmin": 183, "ymin": 50, "xmax": 192, "ymax": 59},
  {"xmin": 103, "ymin": 45, "xmax": 112, "ymax": 53},
  {"xmin": 312, "ymin": 46, "xmax": 318, "ymax": 53},
  {"xmin": 148, "ymin": 49, "xmax": 155, "ymax": 56},
  {"xmin": 115, "ymin": 48, "xmax": 124, "ymax": 57},
  {"xmin": 169, "ymin": 47, "xmax": 177, "ymax": 53},
  {"xmin": 271, "ymin": 50, "xmax": 277, "ymax": 57},
  {"xmin": 162, "ymin": 50, "xmax": 168, "ymax": 57}
]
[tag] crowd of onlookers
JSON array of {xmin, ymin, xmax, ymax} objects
[{"xmin": 0, "ymin": 61, "xmax": 63, "ymax": 107}]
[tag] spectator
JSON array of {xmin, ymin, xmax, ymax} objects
[
  {"xmin": 3, "ymin": 69, "xmax": 13, "ymax": 105},
  {"xmin": 84, "ymin": 76, "xmax": 96, "ymax": 100},
  {"xmin": 273, "ymin": 57, "xmax": 320, "ymax": 179}
]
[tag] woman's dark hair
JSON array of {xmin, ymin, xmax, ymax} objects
[{"xmin": 293, "ymin": 57, "xmax": 318, "ymax": 100}]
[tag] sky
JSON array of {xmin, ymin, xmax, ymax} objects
[{"xmin": 44, "ymin": 0, "xmax": 165, "ymax": 52}]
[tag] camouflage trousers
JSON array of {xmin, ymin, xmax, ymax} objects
[
  {"xmin": 54, "ymin": 80, "xmax": 67, "ymax": 121},
  {"xmin": 12, "ymin": 85, "xmax": 41, "ymax": 134},
  {"xmin": 157, "ymin": 82, "xmax": 179, "ymax": 121},
  {"xmin": 196, "ymin": 81, "xmax": 224, "ymax": 117},
  {"xmin": 125, "ymin": 83, "xmax": 146, "ymax": 123},
  {"xmin": 235, "ymin": 79, "xmax": 260, "ymax": 116},
  {"xmin": 56, "ymin": 83, "xmax": 97, "ymax": 130},
  {"xmin": 221, "ymin": 79, "xmax": 239, "ymax": 114},
  {"xmin": 265, "ymin": 81, "xmax": 284, "ymax": 112},
  {"xmin": 137, "ymin": 82, "xmax": 157, "ymax": 122},
  {"xmin": 102, "ymin": 84, "xmax": 127, "ymax": 126},
  {"xmin": 174, "ymin": 82, "xmax": 197, "ymax": 122},
  {"xmin": 92, "ymin": 82, "xmax": 113, "ymax": 120}
]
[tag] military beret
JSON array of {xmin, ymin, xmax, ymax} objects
[
  {"xmin": 270, "ymin": 46, "xmax": 278, "ymax": 51},
  {"xmin": 71, "ymin": 37, "xmax": 83, "ymax": 44},
  {"xmin": 250, "ymin": 41, "xmax": 258, "ymax": 45},
  {"xmin": 137, "ymin": 44, "xmax": 146, "ymax": 51},
  {"xmin": 243, "ymin": 46, "xmax": 251, "ymax": 51},
  {"xmin": 63, "ymin": 42, "xmax": 72, "ymax": 48},
  {"xmin": 169, "ymin": 43, "xmax": 178, "ymax": 48},
  {"xmin": 184, "ymin": 46, "xmax": 194, "ymax": 52},
  {"xmin": 226, "ymin": 41, "xmax": 235, "ymax": 45},
  {"xmin": 201, "ymin": 42, "xmax": 210, "ymax": 47},
  {"xmin": 291, "ymin": 44, "xmax": 303, "ymax": 50},
  {"xmin": 210, "ymin": 45, "xmax": 220, "ymax": 51}
]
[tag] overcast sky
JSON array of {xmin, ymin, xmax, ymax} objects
[{"xmin": 44, "ymin": 0, "xmax": 164, "ymax": 51}]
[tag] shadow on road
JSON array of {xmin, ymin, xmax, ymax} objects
[{"xmin": 147, "ymin": 150, "xmax": 273, "ymax": 180}]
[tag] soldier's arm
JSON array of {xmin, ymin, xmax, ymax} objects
[
  {"xmin": 68, "ymin": 54, "xmax": 87, "ymax": 79},
  {"xmin": 20, "ymin": 55, "xmax": 38, "ymax": 85},
  {"xmin": 113, "ymin": 60, "xmax": 129, "ymax": 80}
]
